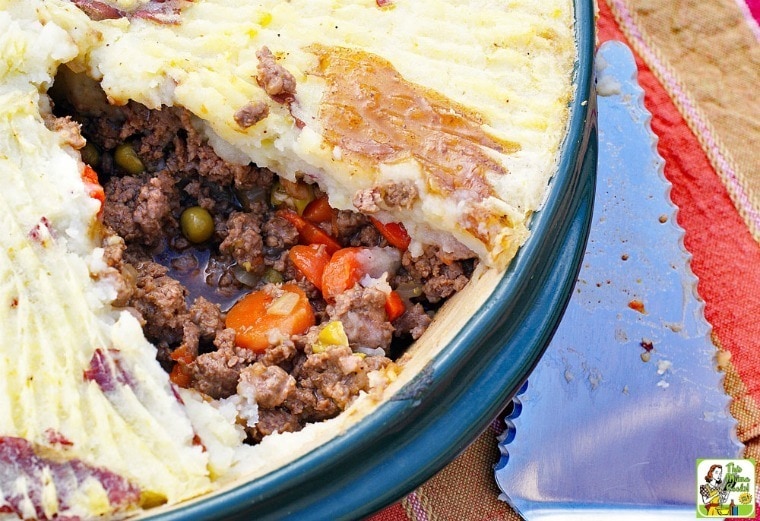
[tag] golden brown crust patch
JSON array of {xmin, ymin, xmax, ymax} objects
[{"xmin": 308, "ymin": 44, "xmax": 520, "ymax": 201}]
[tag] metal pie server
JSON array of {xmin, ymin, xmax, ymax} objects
[{"xmin": 494, "ymin": 41, "xmax": 743, "ymax": 520}]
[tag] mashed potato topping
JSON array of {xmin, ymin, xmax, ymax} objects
[
  {"xmin": 50, "ymin": 0, "xmax": 576, "ymax": 268},
  {"xmin": 0, "ymin": 6, "xmax": 226, "ymax": 517},
  {"xmin": 0, "ymin": 0, "xmax": 576, "ymax": 518}
]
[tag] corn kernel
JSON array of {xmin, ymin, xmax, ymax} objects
[
  {"xmin": 318, "ymin": 321, "xmax": 349, "ymax": 347},
  {"xmin": 312, "ymin": 321, "xmax": 349, "ymax": 353}
]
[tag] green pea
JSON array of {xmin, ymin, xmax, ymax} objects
[
  {"xmin": 180, "ymin": 206, "xmax": 215, "ymax": 244},
  {"xmin": 262, "ymin": 268, "xmax": 284, "ymax": 284},
  {"xmin": 114, "ymin": 143, "xmax": 145, "ymax": 175},
  {"xmin": 81, "ymin": 142, "xmax": 100, "ymax": 167}
]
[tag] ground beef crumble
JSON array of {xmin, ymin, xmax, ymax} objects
[
  {"xmin": 219, "ymin": 212, "xmax": 266, "ymax": 274},
  {"xmin": 234, "ymin": 101, "xmax": 269, "ymax": 128},
  {"xmin": 255, "ymin": 46, "xmax": 297, "ymax": 103},
  {"xmin": 191, "ymin": 344, "xmax": 257, "ymax": 399},
  {"xmin": 401, "ymin": 246, "xmax": 474, "ymax": 303},
  {"xmin": 327, "ymin": 286, "xmax": 394, "ymax": 352},
  {"xmin": 51, "ymin": 77, "xmax": 477, "ymax": 444}
]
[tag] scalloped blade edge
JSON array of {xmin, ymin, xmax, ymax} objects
[{"xmin": 494, "ymin": 41, "xmax": 743, "ymax": 520}]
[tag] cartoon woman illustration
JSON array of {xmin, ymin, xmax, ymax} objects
[{"xmin": 700, "ymin": 464, "xmax": 730, "ymax": 516}]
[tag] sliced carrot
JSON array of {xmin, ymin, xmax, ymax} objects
[
  {"xmin": 299, "ymin": 222, "xmax": 342, "ymax": 254},
  {"xmin": 277, "ymin": 208, "xmax": 342, "ymax": 254},
  {"xmin": 170, "ymin": 344, "xmax": 194, "ymax": 364},
  {"xmin": 322, "ymin": 247, "xmax": 366, "ymax": 301},
  {"xmin": 226, "ymin": 283, "xmax": 315, "ymax": 352},
  {"xmin": 169, "ymin": 344, "xmax": 194, "ymax": 388},
  {"xmin": 384, "ymin": 290, "xmax": 406, "ymax": 321},
  {"xmin": 302, "ymin": 195, "xmax": 336, "ymax": 223},
  {"xmin": 289, "ymin": 244, "xmax": 331, "ymax": 290},
  {"xmin": 370, "ymin": 217, "xmax": 411, "ymax": 251},
  {"xmin": 169, "ymin": 364, "xmax": 192, "ymax": 388},
  {"xmin": 81, "ymin": 164, "xmax": 106, "ymax": 213}
]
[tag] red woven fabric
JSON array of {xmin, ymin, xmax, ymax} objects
[{"xmin": 745, "ymin": 0, "xmax": 760, "ymax": 21}]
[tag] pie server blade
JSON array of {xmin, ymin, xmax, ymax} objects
[{"xmin": 493, "ymin": 41, "xmax": 743, "ymax": 520}]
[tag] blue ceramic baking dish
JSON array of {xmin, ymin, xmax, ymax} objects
[{"xmin": 145, "ymin": 0, "xmax": 597, "ymax": 519}]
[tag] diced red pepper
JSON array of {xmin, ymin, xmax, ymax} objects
[
  {"xmin": 277, "ymin": 208, "xmax": 342, "ymax": 254},
  {"xmin": 302, "ymin": 195, "xmax": 336, "ymax": 223},
  {"xmin": 81, "ymin": 164, "xmax": 105, "ymax": 214},
  {"xmin": 384, "ymin": 290, "xmax": 406, "ymax": 321},
  {"xmin": 289, "ymin": 243, "xmax": 331, "ymax": 290},
  {"xmin": 370, "ymin": 217, "xmax": 411, "ymax": 251}
]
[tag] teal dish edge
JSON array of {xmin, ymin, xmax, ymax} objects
[{"xmin": 148, "ymin": 0, "xmax": 598, "ymax": 519}]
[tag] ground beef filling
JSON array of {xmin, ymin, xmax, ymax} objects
[{"xmin": 53, "ymin": 88, "xmax": 476, "ymax": 443}]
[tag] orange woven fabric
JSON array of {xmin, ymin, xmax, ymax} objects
[{"xmin": 368, "ymin": 0, "xmax": 760, "ymax": 519}]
